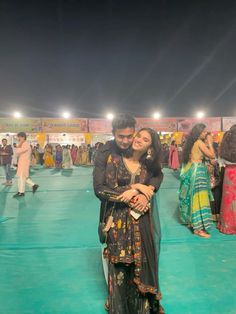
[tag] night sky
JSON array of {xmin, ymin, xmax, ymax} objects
[{"xmin": 0, "ymin": 0, "xmax": 236, "ymax": 118}]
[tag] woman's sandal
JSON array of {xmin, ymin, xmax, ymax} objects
[{"xmin": 194, "ymin": 230, "xmax": 211, "ymax": 238}]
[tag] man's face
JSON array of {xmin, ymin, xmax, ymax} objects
[
  {"xmin": 114, "ymin": 128, "xmax": 135, "ymax": 150},
  {"xmin": 17, "ymin": 136, "xmax": 25, "ymax": 144},
  {"xmin": 2, "ymin": 140, "xmax": 7, "ymax": 146}
]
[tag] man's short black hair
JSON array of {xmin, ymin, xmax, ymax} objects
[
  {"xmin": 112, "ymin": 114, "xmax": 136, "ymax": 133},
  {"xmin": 2, "ymin": 138, "xmax": 7, "ymax": 142},
  {"xmin": 17, "ymin": 132, "xmax": 27, "ymax": 140}
]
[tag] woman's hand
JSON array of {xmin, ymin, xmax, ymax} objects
[
  {"xmin": 132, "ymin": 184, "xmax": 154, "ymax": 200},
  {"xmin": 206, "ymin": 134, "xmax": 213, "ymax": 146},
  {"xmin": 210, "ymin": 159, "xmax": 217, "ymax": 166},
  {"xmin": 118, "ymin": 189, "xmax": 139, "ymax": 203},
  {"xmin": 130, "ymin": 194, "xmax": 150, "ymax": 212}
]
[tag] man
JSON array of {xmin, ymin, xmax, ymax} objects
[
  {"xmin": 93, "ymin": 114, "xmax": 164, "ymax": 313},
  {"xmin": 0, "ymin": 139, "xmax": 13, "ymax": 186},
  {"xmin": 14, "ymin": 132, "xmax": 39, "ymax": 198}
]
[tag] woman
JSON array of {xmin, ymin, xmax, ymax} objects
[
  {"xmin": 168, "ymin": 140, "xmax": 179, "ymax": 170},
  {"xmin": 62, "ymin": 146, "xmax": 72, "ymax": 169},
  {"xmin": 179, "ymin": 124, "xmax": 215, "ymax": 238},
  {"xmin": 55, "ymin": 145, "xmax": 63, "ymax": 168},
  {"xmin": 43, "ymin": 145, "xmax": 55, "ymax": 168},
  {"xmin": 103, "ymin": 128, "xmax": 163, "ymax": 314},
  {"xmin": 71, "ymin": 145, "xmax": 78, "ymax": 165},
  {"xmin": 31, "ymin": 146, "xmax": 37, "ymax": 167},
  {"xmin": 218, "ymin": 125, "xmax": 236, "ymax": 234},
  {"xmin": 81, "ymin": 146, "xmax": 89, "ymax": 165},
  {"xmin": 74, "ymin": 146, "xmax": 83, "ymax": 166}
]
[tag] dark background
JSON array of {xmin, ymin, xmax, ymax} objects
[{"xmin": 0, "ymin": 0, "xmax": 236, "ymax": 117}]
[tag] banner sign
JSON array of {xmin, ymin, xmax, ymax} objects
[
  {"xmin": 41, "ymin": 118, "xmax": 88, "ymax": 133},
  {"xmin": 0, "ymin": 117, "xmax": 234, "ymax": 134},
  {"xmin": 136, "ymin": 118, "xmax": 177, "ymax": 132},
  {"xmin": 222, "ymin": 117, "xmax": 236, "ymax": 131},
  {"xmin": 177, "ymin": 117, "xmax": 221, "ymax": 132},
  {"xmin": 0, "ymin": 118, "xmax": 42, "ymax": 133},
  {"xmin": 47, "ymin": 133, "xmax": 85, "ymax": 144},
  {"xmin": 88, "ymin": 119, "xmax": 112, "ymax": 133}
]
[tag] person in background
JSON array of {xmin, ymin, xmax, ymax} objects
[
  {"xmin": 81, "ymin": 145, "xmax": 89, "ymax": 165},
  {"xmin": 55, "ymin": 145, "xmax": 63, "ymax": 168},
  {"xmin": 161, "ymin": 143, "xmax": 169, "ymax": 167},
  {"xmin": 14, "ymin": 132, "xmax": 39, "ymax": 197},
  {"xmin": 71, "ymin": 144, "xmax": 78, "ymax": 165},
  {"xmin": 0, "ymin": 139, "xmax": 13, "ymax": 186},
  {"xmin": 74, "ymin": 146, "xmax": 83, "ymax": 166},
  {"xmin": 62, "ymin": 146, "xmax": 72, "ymax": 169},
  {"xmin": 218, "ymin": 125, "xmax": 236, "ymax": 234},
  {"xmin": 36, "ymin": 144, "xmax": 44, "ymax": 166},
  {"xmin": 87, "ymin": 144, "xmax": 93, "ymax": 164},
  {"xmin": 11, "ymin": 143, "xmax": 18, "ymax": 169},
  {"xmin": 43, "ymin": 144, "xmax": 55, "ymax": 168},
  {"xmin": 168, "ymin": 140, "xmax": 179, "ymax": 171},
  {"xmin": 31, "ymin": 146, "xmax": 37, "ymax": 167},
  {"xmin": 92, "ymin": 142, "xmax": 104, "ymax": 165},
  {"xmin": 179, "ymin": 124, "xmax": 215, "ymax": 238},
  {"xmin": 177, "ymin": 143, "xmax": 183, "ymax": 166},
  {"xmin": 90, "ymin": 145, "xmax": 97, "ymax": 164},
  {"xmin": 33, "ymin": 146, "xmax": 40, "ymax": 164}
]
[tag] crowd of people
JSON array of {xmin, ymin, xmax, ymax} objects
[
  {"xmin": 0, "ymin": 142, "xmax": 104, "ymax": 172},
  {"xmin": 0, "ymin": 138, "xmax": 103, "ymax": 197},
  {"xmin": 31, "ymin": 143, "xmax": 103, "ymax": 169}
]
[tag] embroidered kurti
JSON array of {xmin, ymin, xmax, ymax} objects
[{"xmin": 105, "ymin": 155, "xmax": 161, "ymax": 301}]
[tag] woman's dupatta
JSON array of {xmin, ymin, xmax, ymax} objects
[{"xmin": 134, "ymin": 194, "xmax": 162, "ymax": 300}]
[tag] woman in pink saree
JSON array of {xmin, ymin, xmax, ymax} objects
[
  {"xmin": 168, "ymin": 140, "xmax": 180, "ymax": 170},
  {"xmin": 71, "ymin": 145, "xmax": 78, "ymax": 164},
  {"xmin": 218, "ymin": 125, "xmax": 236, "ymax": 234}
]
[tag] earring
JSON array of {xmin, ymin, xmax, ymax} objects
[{"xmin": 146, "ymin": 148, "xmax": 152, "ymax": 160}]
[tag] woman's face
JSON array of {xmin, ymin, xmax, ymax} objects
[
  {"xmin": 132, "ymin": 130, "xmax": 152, "ymax": 154},
  {"xmin": 199, "ymin": 129, "xmax": 207, "ymax": 140}
]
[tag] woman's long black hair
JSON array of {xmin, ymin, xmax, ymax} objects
[
  {"xmin": 220, "ymin": 124, "xmax": 236, "ymax": 163},
  {"xmin": 137, "ymin": 128, "xmax": 162, "ymax": 176},
  {"xmin": 182, "ymin": 123, "xmax": 206, "ymax": 164}
]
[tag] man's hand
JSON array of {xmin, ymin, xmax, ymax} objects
[
  {"xmin": 133, "ymin": 184, "xmax": 154, "ymax": 200},
  {"xmin": 131, "ymin": 194, "xmax": 149, "ymax": 212}
]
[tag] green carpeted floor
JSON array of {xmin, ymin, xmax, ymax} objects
[{"xmin": 0, "ymin": 167, "xmax": 235, "ymax": 314}]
